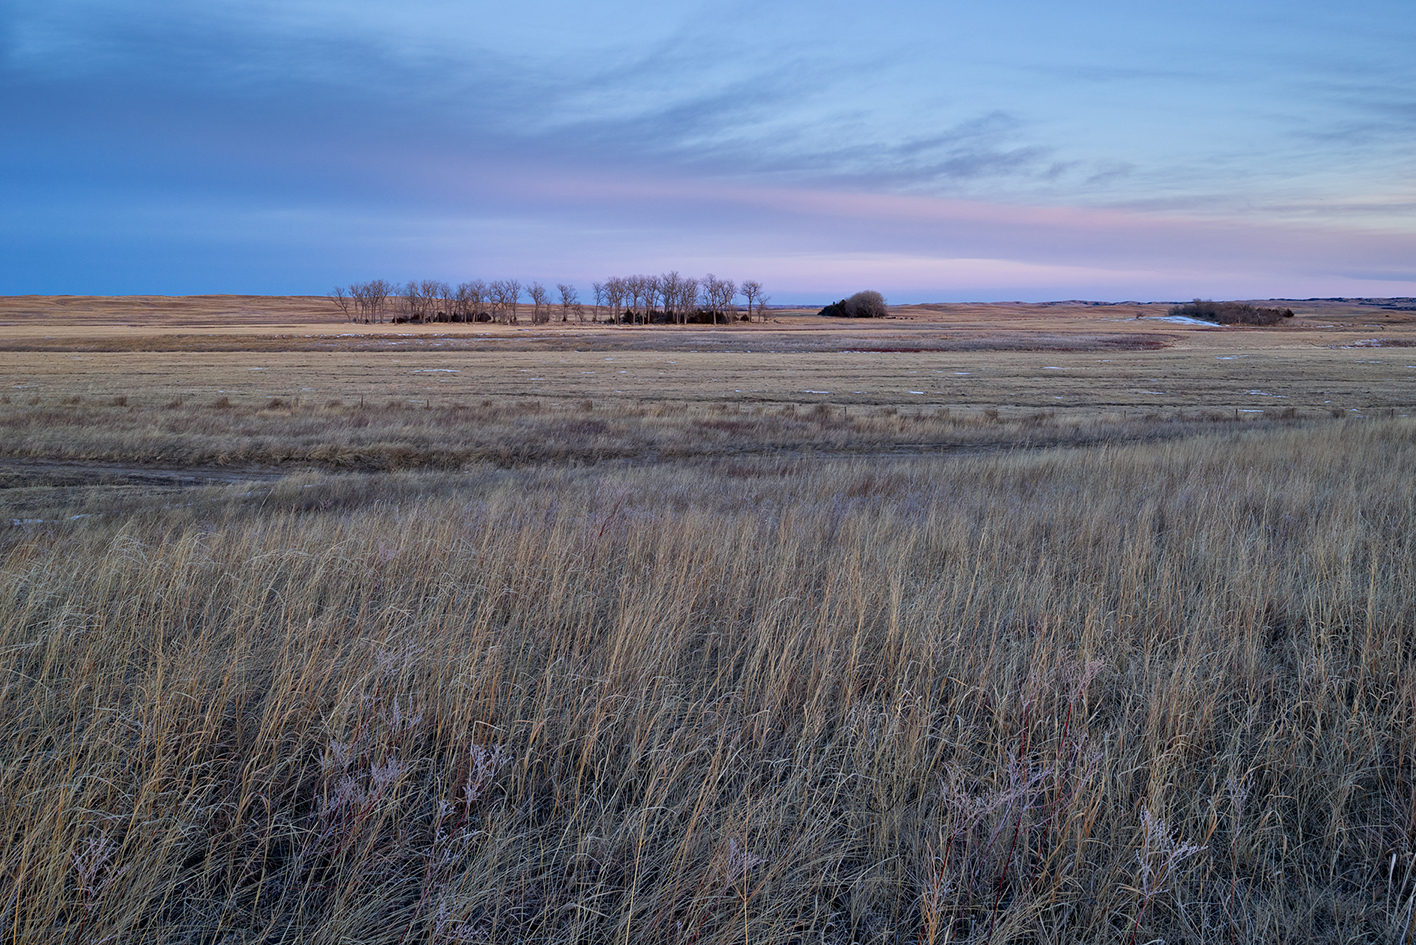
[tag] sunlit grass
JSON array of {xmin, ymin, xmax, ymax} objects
[
  {"xmin": 2, "ymin": 419, "xmax": 1414, "ymax": 942},
  {"xmin": 0, "ymin": 393, "xmax": 1327, "ymax": 475}
]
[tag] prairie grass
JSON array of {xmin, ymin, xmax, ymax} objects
[
  {"xmin": 2, "ymin": 419, "xmax": 1414, "ymax": 943},
  {"xmin": 0, "ymin": 395, "xmax": 1319, "ymax": 473},
  {"xmin": 6, "ymin": 338, "xmax": 1415, "ymax": 414}
]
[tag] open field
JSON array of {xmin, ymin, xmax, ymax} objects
[
  {"xmin": 2, "ymin": 297, "xmax": 1415, "ymax": 943},
  {"xmin": 0, "ymin": 295, "xmax": 1412, "ymax": 490}
]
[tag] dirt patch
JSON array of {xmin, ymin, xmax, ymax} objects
[
  {"xmin": 838, "ymin": 333, "xmax": 1172, "ymax": 353},
  {"xmin": 0, "ymin": 330, "xmax": 1176, "ymax": 355},
  {"xmin": 0, "ymin": 459, "xmax": 288, "ymax": 489}
]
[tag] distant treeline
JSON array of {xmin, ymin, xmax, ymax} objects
[
  {"xmin": 1168, "ymin": 299, "xmax": 1294, "ymax": 326},
  {"xmin": 331, "ymin": 274, "xmax": 767, "ymax": 325}
]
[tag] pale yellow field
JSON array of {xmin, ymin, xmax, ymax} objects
[
  {"xmin": 5, "ymin": 295, "xmax": 1416, "ymax": 943},
  {"xmin": 1, "ymin": 295, "xmax": 1413, "ymax": 419}
]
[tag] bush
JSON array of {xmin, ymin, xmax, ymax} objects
[
  {"xmin": 1169, "ymin": 299, "xmax": 1293, "ymax": 326},
  {"xmin": 819, "ymin": 290, "xmax": 888, "ymax": 318}
]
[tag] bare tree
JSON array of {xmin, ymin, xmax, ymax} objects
[
  {"xmin": 504, "ymin": 279, "xmax": 523, "ymax": 324},
  {"xmin": 464, "ymin": 279, "xmax": 489, "ymax": 321},
  {"xmin": 399, "ymin": 280, "xmax": 421, "ymax": 322},
  {"xmin": 624, "ymin": 276, "xmax": 642, "ymax": 323},
  {"xmin": 353, "ymin": 281, "xmax": 372, "ymax": 323},
  {"xmin": 660, "ymin": 271, "xmax": 682, "ymax": 324},
  {"xmin": 617, "ymin": 276, "xmax": 631, "ymax": 323},
  {"xmin": 357, "ymin": 278, "xmax": 391, "ymax": 323},
  {"xmin": 508, "ymin": 279, "xmax": 522, "ymax": 324},
  {"xmin": 488, "ymin": 280, "xmax": 506, "ymax": 324},
  {"xmin": 377, "ymin": 279, "xmax": 393, "ymax": 322},
  {"xmin": 528, "ymin": 282, "xmax": 550, "ymax": 324},
  {"xmin": 330, "ymin": 286, "xmax": 353, "ymax": 322},
  {"xmin": 452, "ymin": 282, "xmax": 467, "ymax": 322},
  {"xmin": 605, "ymin": 277, "xmax": 626, "ymax": 324},
  {"xmin": 416, "ymin": 280, "xmax": 444, "ymax": 321},
  {"xmin": 681, "ymin": 276, "xmax": 699, "ymax": 324},
  {"xmin": 351, "ymin": 281, "xmax": 371, "ymax": 323},
  {"xmin": 592, "ymin": 282, "xmax": 605, "ymax": 322},
  {"xmin": 741, "ymin": 280, "xmax": 762, "ymax": 323},
  {"xmin": 754, "ymin": 291, "xmax": 770, "ymax": 322},
  {"xmin": 452, "ymin": 282, "xmax": 472, "ymax": 321},
  {"xmin": 557, "ymin": 283, "xmax": 578, "ymax": 323},
  {"xmin": 702, "ymin": 274, "xmax": 726, "ymax": 323},
  {"xmin": 349, "ymin": 283, "xmax": 366, "ymax": 322},
  {"xmin": 641, "ymin": 275, "xmax": 661, "ymax": 324},
  {"xmin": 487, "ymin": 281, "xmax": 504, "ymax": 323},
  {"xmin": 433, "ymin": 280, "xmax": 450, "ymax": 321}
]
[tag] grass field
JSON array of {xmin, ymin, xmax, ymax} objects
[{"xmin": 1, "ymin": 297, "xmax": 1415, "ymax": 943}]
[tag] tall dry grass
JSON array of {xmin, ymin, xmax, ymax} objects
[
  {"xmin": 1, "ymin": 420, "xmax": 1414, "ymax": 943},
  {"xmin": 0, "ymin": 396, "xmax": 1305, "ymax": 472}
]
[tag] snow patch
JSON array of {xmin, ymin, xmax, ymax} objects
[{"xmin": 1153, "ymin": 315, "xmax": 1220, "ymax": 327}]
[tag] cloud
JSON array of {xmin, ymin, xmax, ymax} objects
[
  {"xmin": 1084, "ymin": 163, "xmax": 1135, "ymax": 187},
  {"xmin": 3, "ymin": 0, "xmax": 1413, "ymax": 298},
  {"xmin": 1339, "ymin": 270, "xmax": 1416, "ymax": 284}
]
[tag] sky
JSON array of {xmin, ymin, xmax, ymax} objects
[{"xmin": 2, "ymin": 0, "xmax": 1414, "ymax": 302}]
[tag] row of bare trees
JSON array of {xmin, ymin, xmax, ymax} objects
[
  {"xmin": 331, "ymin": 279, "xmax": 394, "ymax": 323},
  {"xmin": 331, "ymin": 280, "xmax": 540, "ymax": 325},
  {"xmin": 591, "ymin": 274, "xmax": 766, "ymax": 324},
  {"xmin": 331, "ymin": 275, "xmax": 766, "ymax": 325}
]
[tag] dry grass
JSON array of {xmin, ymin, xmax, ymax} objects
[
  {"xmin": 2, "ymin": 419, "xmax": 1415, "ymax": 943},
  {"xmin": 2, "ymin": 297, "xmax": 1415, "ymax": 942},
  {"xmin": 0, "ymin": 341, "xmax": 1411, "ymax": 479},
  {"xmin": 0, "ymin": 394, "xmax": 1325, "ymax": 477}
]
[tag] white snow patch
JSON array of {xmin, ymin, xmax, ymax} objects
[{"xmin": 1154, "ymin": 315, "xmax": 1219, "ymax": 327}]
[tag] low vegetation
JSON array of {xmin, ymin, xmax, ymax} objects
[
  {"xmin": 1, "ymin": 302, "xmax": 1413, "ymax": 942},
  {"xmin": 820, "ymin": 291, "xmax": 890, "ymax": 318},
  {"xmin": 0, "ymin": 396, "xmax": 1315, "ymax": 474},
  {"xmin": 1168, "ymin": 300, "xmax": 1294, "ymax": 326},
  {"xmin": 2, "ymin": 417, "xmax": 1415, "ymax": 943}
]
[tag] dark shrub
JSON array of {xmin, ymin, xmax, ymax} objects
[
  {"xmin": 820, "ymin": 290, "xmax": 888, "ymax": 318},
  {"xmin": 1169, "ymin": 299, "xmax": 1293, "ymax": 326}
]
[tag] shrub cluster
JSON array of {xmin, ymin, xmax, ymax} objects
[
  {"xmin": 818, "ymin": 290, "xmax": 888, "ymax": 318},
  {"xmin": 1169, "ymin": 299, "xmax": 1294, "ymax": 326}
]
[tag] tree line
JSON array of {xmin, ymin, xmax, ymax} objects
[
  {"xmin": 1166, "ymin": 299, "xmax": 1294, "ymax": 326},
  {"xmin": 330, "ymin": 274, "xmax": 768, "ymax": 325}
]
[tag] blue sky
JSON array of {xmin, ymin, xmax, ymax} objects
[{"xmin": 2, "ymin": 0, "xmax": 1413, "ymax": 301}]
